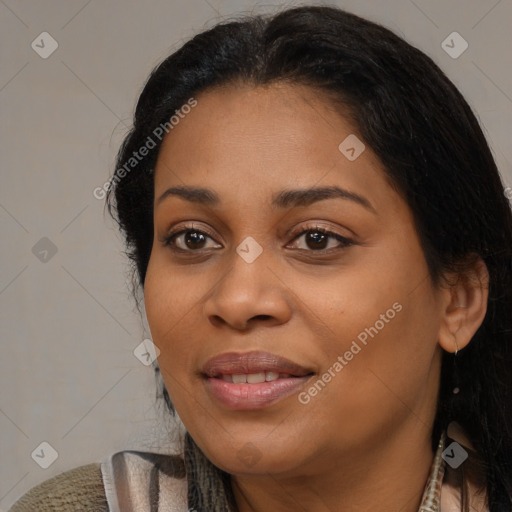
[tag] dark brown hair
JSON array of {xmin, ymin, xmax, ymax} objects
[{"xmin": 107, "ymin": 6, "xmax": 512, "ymax": 510}]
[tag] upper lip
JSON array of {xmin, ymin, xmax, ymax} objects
[{"xmin": 202, "ymin": 350, "xmax": 314, "ymax": 378}]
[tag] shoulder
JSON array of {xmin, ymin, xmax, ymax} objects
[
  {"xmin": 8, "ymin": 450, "xmax": 188, "ymax": 512},
  {"xmin": 8, "ymin": 462, "xmax": 107, "ymax": 512},
  {"xmin": 101, "ymin": 450, "xmax": 188, "ymax": 510}
]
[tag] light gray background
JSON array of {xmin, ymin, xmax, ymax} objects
[{"xmin": 1, "ymin": 0, "xmax": 511, "ymax": 507}]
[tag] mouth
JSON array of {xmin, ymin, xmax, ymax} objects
[
  {"xmin": 216, "ymin": 371, "xmax": 303, "ymax": 384},
  {"xmin": 202, "ymin": 351, "xmax": 315, "ymax": 410},
  {"xmin": 202, "ymin": 350, "xmax": 313, "ymax": 378}
]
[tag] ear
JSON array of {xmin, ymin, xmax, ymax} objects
[{"xmin": 437, "ymin": 256, "xmax": 490, "ymax": 354}]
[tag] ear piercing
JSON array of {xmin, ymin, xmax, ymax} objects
[{"xmin": 452, "ymin": 339, "xmax": 460, "ymax": 395}]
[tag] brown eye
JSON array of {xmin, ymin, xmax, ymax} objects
[
  {"xmin": 305, "ymin": 231, "xmax": 329, "ymax": 250},
  {"xmin": 163, "ymin": 228, "xmax": 222, "ymax": 251},
  {"xmin": 182, "ymin": 231, "xmax": 207, "ymax": 249},
  {"xmin": 288, "ymin": 226, "xmax": 353, "ymax": 252}
]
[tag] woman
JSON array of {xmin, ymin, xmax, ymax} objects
[{"xmin": 9, "ymin": 5, "xmax": 512, "ymax": 512}]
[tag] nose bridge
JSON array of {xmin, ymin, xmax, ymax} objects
[
  {"xmin": 217, "ymin": 237, "xmax": 271, "ymax": 306},
  {"xmin": 203, "ymin": 238, "xmax": 291, "ymax": 329}
]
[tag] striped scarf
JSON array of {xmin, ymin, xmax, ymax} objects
[{"xmin": 102, "ymin": 430, "xmax": 469, "ymax": 511}]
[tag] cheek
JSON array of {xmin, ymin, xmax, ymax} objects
[
  {"xmin": 144, "ymin": 253, "xmax": 201, "ymax": 334},
  {"xmin": 305, "ymin": 285, "xmax": 440, "ymax": 436},
  {"xmin": 301, "ymin": 257, "xmax": 440, "ymax": 426},
  {"xmin": 143, "ymin": 259, "xmax": 191, "ymax": 369}
]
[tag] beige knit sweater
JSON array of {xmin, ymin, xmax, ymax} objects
[{"xmin": 8, "ymin": 463, "xmax": 108, "ymax": 512}]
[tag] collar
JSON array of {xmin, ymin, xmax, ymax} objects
[
  {"xmin": 418, "ymin": 431, "xmax": 447, "ymax": 512},
  {"xmin": 101, "ymin": 431, "xmax": 468, "ymax": 512}
]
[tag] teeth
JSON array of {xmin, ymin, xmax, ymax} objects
[
  {"xmin": 247, "ymin": 372, "xmax": 266, "ymax": 384},
  {"xmin": 221, "ymin": 371, "xmax": 290, "ymax": 383},
  {"xmin": 265, "ymin": 371, "xmax": 280, "ymax": 381}
]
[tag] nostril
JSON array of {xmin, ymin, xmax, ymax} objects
[{"xmin": 252, "ymin": 314, "xmax": 272, "ymax": 321}]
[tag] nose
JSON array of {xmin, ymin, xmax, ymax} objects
[{"xmin": 202, "ymin": 247, "xmax": 292, "ymax": 331}]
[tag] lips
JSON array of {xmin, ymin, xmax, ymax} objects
[
  {"xmin": 202, "ymin": 351, "xmax": 315, "ymax": 410},
  {"xmin": 202, "ymin": 350, "xmax": 313, "ymax": 378}
]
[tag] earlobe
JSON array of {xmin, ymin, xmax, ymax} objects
[{"xmin": 437, "ymin": 257, "xmax": 489, "ymax": 354}]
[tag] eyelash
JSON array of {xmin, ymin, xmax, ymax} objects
[
  {"xmin": 162, "ymin": 224, "xmax": 353, "ymax": 254},
  {"xmin": 288, "ymin": 225, "xmax": 353, "ymax": 252}
]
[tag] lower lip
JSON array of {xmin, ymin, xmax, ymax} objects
[{"xmin": 204, "ymin": 376, "xmax": 313, "ymax": 410}]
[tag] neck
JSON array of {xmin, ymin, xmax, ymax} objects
[{"xmin": 231, "ymin": 424, "xmax": 436, "ymax": 512}]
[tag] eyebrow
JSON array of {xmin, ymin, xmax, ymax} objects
[{"xmin": 156, "ymin": 185, "xmax": 376, "ymax": 214}]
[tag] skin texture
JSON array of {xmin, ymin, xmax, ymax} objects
[{"xmin": 143, "ymin": 82, "xmax": 489, "ymax": 512}]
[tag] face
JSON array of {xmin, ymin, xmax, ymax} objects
[{"xmin": 144, "ymin": 82, "xmax": 445, "ymax": 478}]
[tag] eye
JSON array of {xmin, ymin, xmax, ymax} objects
[
  {"xmin": 161, "ymin": 223, "xmax": 353, "ymax": 253},
  {"xmin": 287, "ymin": 225, "xmax": 353, "ymax": 252},
  {"xmin": 162, "ymin": 225, "xmax": 222, "ymax": 252}
]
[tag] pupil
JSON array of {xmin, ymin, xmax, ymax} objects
[
  {"xmin": 307, "ymin": 231, "xmax": 327, "ymax": 249},
  {"xmin": 185, "ymin": 231, "xmax": 205, "ymax": 249}
]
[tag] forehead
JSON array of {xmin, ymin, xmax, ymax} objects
[
  {"xmin": 153, "ymin": 82, "xmax": 394, "ymax": 210},
  {"xmin": 157, "ymin": 82, "xmax": 354, "ymax": 166}
]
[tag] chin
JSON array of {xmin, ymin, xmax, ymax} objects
[
  {"xmin": 210, "ymin": 451, "xmax": 299, "ymax": 477},
  {"xmin": 195, "ymin": 433, "xmax": 305, "ymax": 476}
]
